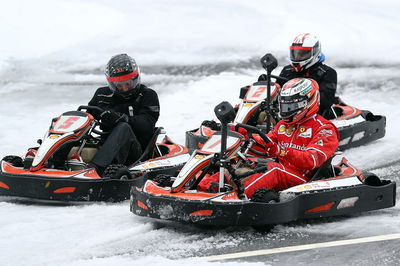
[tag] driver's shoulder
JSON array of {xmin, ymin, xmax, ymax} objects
[{"xmin": 95, "ymin": 86, "xmax": 113, "ymax": 96}]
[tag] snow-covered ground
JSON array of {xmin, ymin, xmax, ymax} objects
[{"xmin": 1, "ymin": 1, "xmax": 400, "ymax": 265}]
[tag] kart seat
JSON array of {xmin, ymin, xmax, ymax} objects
[
  {"xmin": 67, "ymin": 146, "xmax": 99, "ymax": 163},
  {"xmin": 308, "ymin": 153, "xmax": 341, "ymax": 182},
  {"xmin": 133, "ymin": 127, "xmax": 165, "ymax": 164}
]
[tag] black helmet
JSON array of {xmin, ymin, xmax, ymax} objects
[{"xmin": 105, "ymin": 54, "xmax": 141, "ymax": 99}]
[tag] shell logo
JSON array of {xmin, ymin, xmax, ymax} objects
[
  {"xmin": 195, "ymin": 155, "xmax": 205, "ymax": 159},
  {"xmin": 49, "ymin": 135, "xmax": 59, "ymax": 139},
  {"xmin": 279, "ymin": 125, "xmax": 286, "ymax": 133}
]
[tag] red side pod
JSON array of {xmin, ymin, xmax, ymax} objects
[
  {"xmin": 189, "ymin": 210, "xmax": 213, "ymax": 217},
  {"xmin": 0, "ymin": 181, "xmax": 10, "ymax": 190},
  {"xmin": 305, "ymin": 202, "xmax": 335, "ymax": 213},
  {"xmin": 53, "ymin": 187, "xmax": 76, "ymax": 194},
  {"xmin": 137, "ymin": 200, "xmax": 149, "ymax": 210}
]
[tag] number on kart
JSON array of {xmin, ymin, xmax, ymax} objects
[
  {"xmin": 249, "ymin": 86, "xmax": 267, "ymax": 100},
  {"xmin": 58, "ymin": 117, "xmax": 80, "ymax": 129}
]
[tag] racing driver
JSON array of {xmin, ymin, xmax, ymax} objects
[{"xmin": 199, "ymin": 78, "xmax": 339, "ymax": 202}]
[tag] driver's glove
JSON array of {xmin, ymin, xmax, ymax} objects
[
  {"xmin": 100, "ymin": 110, "xmax": 128, "ymax": 129},
  {"xmin": 252, "ymin": 134, "xmax": 281, "ymax": 157}
]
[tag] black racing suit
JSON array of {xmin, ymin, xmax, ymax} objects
[
  {"xmin": 88, "ymin": 84, "xmax": 160, "ymax": 172},
  {"xmin": 260, "ymin": 62, "xmax": 337, "ymax": 117}
]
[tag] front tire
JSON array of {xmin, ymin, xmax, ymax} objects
[{"xmin": 2, "ymin": 155, "xmax": 24, "ymax": 167}]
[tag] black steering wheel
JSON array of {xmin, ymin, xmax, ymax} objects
[
  {"xmin": 77, "ymin": 105, "xmax": 109, "ymax": 135},
  {"xmin": 234, "ymin": 123, "xmax": 272, "ymax": 157}
]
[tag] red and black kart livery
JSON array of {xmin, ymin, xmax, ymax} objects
[
  {"xmin": 131, "ymin": 122, "xmax": 395, "ymax": 228},
  {"xmin": 186, "ymin": 80, "xmax": 386, "ymax": 152},
  {"xmin": 0, "ymin": 106, "xmax": 189, "ymax": 202}
]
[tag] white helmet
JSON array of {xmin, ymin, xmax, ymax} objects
[{"xmin": 290, "ymin": 33, "xmax": 321, "ymax": 72}]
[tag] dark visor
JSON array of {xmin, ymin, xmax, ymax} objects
[{"xmin": 279, "ymin": 97, "xmax": 308, "ymax": 118}]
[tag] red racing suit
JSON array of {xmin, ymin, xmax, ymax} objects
[
  {"xmin": 242, "ymin": 114, "xmax": 339, "ymax": 197},
  {"xmin": 198, "ymin": 114, "xmax": 339, "ymax": 198}
]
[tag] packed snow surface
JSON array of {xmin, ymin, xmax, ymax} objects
[{"xmin": 0, "ymin": 1, "xmax": 400, "ymax": 265}]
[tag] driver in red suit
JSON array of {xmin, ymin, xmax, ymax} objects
[{"xmin": 198, "ymin": 78, "xmax": 339, "ymax": 201}]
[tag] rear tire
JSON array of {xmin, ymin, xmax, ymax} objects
[{"xmin": 103, "ymin": 164, "xmax": 131, "ymax": 180}]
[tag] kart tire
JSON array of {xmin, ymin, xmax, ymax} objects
[
  {"xmin": 362, "ymin": 171, "xmax": 382, "ymax": 186},
  {"xmin": 250, "ymin": 188, "xmax": 279, "ymax": 203},
  {"xmin": 2, "ymin": 155, "xmax": 24, "ymax": 167},
  {"xmin": 150, "ymin": 174, "xmax": 174, "ymax": 187},
  {"xmin": 103, "ymin": 164, "xmax": 131, "ymax": 180}
]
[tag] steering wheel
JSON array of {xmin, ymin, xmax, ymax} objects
[
  {"xmin": 234, "ymin": 123, "xmax": 271, "ymax": 157},
  {"xmin": 77, "ymin": 105, "xmax": 110, "ymax": 135}
]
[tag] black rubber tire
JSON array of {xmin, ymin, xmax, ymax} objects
[
  {"xmin": 103, "ymin": 164, "xmax": 131, "ymax": 180},
  {"xmin": 2, "ymin": 155, "xmax": 24, "ymax": 167},
  {"xmin": 250, "ymin": 188, "xmax": 279, "ymax": 203},
  {"xmin": 150, "ymin": 174, "xmax": 174, "ymax": 187}
]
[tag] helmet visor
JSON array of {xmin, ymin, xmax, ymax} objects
[
  {"xmin": 290, "ymin": 46, "xmax": 312, "ymax": 62},
  {"xmin": 107, "ymin": 71, "xmax": 140, "ymax": 92},
  {"xmin": 279, "ymin": 96, "xmax": 308, "ymax": 118},
  {"xmin": 112, "ymin": 76, "xmax": 140, "ymax": 92}
]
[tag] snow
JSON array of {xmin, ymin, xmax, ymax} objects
[{"xmin": 1, "ymin": 0, "xmax": 400, "ymax": 265}]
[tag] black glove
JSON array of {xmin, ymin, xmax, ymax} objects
[{"xmin": 100, "ymin": 110, "xmax": 129, "ymax": 129}]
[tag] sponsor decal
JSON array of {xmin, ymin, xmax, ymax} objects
[
  {"xmin": 142, "ymin": 160, "xmax": 173, "ymax": 169},
  {"xmin": 286, "ymin": 126, "xmax": 294, "ymax": 135},
  {"xmin": 278, "ymin": 125, "xmax": 294, "ymax": 136},
  {"xmin": 297, "ymin": 181, "xmax": 331, "ymax": 191},
  {"xmin": 319, "ymin": 129, "xmax": 333, "ymax": 137},
  {"xmin": 195, "ymin": 155, "xmax": 205, "ymax": 159},
  {"xmin": 298, "ymin": 128, "xmax": 312, "ymax": 138},
  {"xmin": 315, "ymin": 140, "xmax": 324, "ymax": 146},
  {"xmin": 283, "ymin": 79, "xmax": 312, "ymax": 96},
  {"xmin": 299, "ymin": 85, "xmax": 312, "ymax": 96},
  {"xmin": 280, "ymin": 141, "xmax": 307, "ymax": 151},
  {"xmin": 49, "ymin": 135, "xmax": 59, "ymax": 139}
]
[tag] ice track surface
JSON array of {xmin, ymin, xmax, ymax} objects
[{"xmin": 0, "ymin": 61, "xmax": 399, "ymax": 266}]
